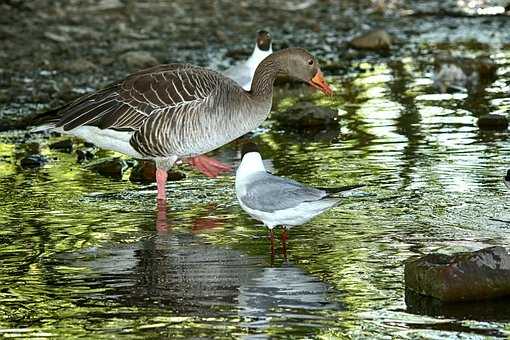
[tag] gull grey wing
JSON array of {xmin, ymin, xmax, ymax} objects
[
  {"xmin": 51, "ymin": 63, "xmax": 208, "ymax": 132},
  {"xmin": 241, "ymin": 172, "xmax": 328, "ymax": 213},
  {"xmin": 223, "ymin": 63, "xmax": 251, "ymax": 88}
]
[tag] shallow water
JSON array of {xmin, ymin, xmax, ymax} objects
[{"xmin": 2, "ymin": 2, "xmax": 510, "ymax": 338}]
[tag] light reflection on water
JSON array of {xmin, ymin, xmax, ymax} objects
[{"xmin": 1, "ymin": 52, "xmax": 510, "ymax": 338}]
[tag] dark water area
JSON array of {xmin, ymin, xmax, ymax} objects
[{"xmin": 1, "ymin": 0, "xmax": 510, "ymax": 338}]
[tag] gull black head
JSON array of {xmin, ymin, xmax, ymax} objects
[
  {"xmin": 256, "ymin": 30, "xmax": 272, "ymax": 51},
  {"xmin": 241, "ymin": 141, "xmax": 260, "ymax": 158}
]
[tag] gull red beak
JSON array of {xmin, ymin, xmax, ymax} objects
[{"xmin": 308, "ymin": 70, "xmax": 333, "ymax": 95}]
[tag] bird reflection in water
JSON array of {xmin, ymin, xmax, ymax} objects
[
  {"xmin": 155, "ymin": 200, "xmax": 224, "ymax": 235},
  {"xmin": 155, "ymin": 200, "xmax": 169, "ymax": 234},
  {"xmin": 61, "ymin": 201, "xmax": 342, "ymax": 335}
]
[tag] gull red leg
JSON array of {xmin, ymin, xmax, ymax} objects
[
  {"xmin": 281, "ymin": 227, "xmax": 288, "ymax": 260},
  {"xmin": 185, "ymin": 155, "xmax": 231, "ymax": 178},
  {"xmin": 269, "ymin": 228, "xmax": 275, "ymax": 265},
  {"xmin": 156, "ymin": 168, "xmax": 168, "ymax": 201}
]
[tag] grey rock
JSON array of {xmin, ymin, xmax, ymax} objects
[
  {"xmin": 405, "ymin": 246, "xmax": 510, "ymax": 302},
  {"xmin": 85, "ymin": 157, "xmax": 127, "ymax": 179},
  {"xmin": 477, "ymin": 114, "xmax": 508, "ymax": 130}
]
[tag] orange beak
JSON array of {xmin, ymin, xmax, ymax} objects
[{"xmin": 308, "ymin": 70, "xmax": 333, "ymax": 95}]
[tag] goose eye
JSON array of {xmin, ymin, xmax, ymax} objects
[{"xmin": 308, "ymin": 59, "xmax": 314, "ymax": 65}]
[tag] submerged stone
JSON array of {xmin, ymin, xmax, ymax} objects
[
  {"xmin": 49, "ymin": 139, "xmax": 73, "ymax": 153},
  {"xmin": 477, "ymin": 114, "xmax": 508, "ymax": 130},
  {"xmin": 85, "ymin": 157, "xmax": 127, "ymax": 179},
  {"xmin": 404, "ymin": 246, "xmax": 510, "ymax": 302},
  {"xmin": 20, "ymin": 154, "xmax": 48, "ymax": 169},
  {"xmin": 350, "ymin": 29, "xmax": 392, "ymax": 50},
  {"xmin": 434, "ymin": 55, "xmax": 497, "ymax": 93},
  {"xmin": 129, "ymin": 160, "xmax": 185, "ymax": 184},
  {"xmin": 405, "ymin": 289, "xmax": 510, "ymax": 322},
  {"xmin": 274, "ymin": 102, "xmax": 339, "ymax": 131}
]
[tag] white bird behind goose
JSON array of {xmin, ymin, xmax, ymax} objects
[{"xmin": 223, "ymin": 30, "xmax": 273, "ymax": 91}]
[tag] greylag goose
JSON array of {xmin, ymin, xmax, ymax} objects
[
  {"xmin": 235, "ymin": 143, "xmax": 362, "ymax": 240},
  {"xmin": 223, "ymin": 30, "xmax": 273, "ymax": 91},
  {"xmin": 32, "ymin": 48, "xmax": 333, "ymax": 201}
]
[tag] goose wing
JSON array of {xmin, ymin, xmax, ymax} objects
[{"xmin": 46, "ymin": 64, "xmax": 222, "ymax": 132}]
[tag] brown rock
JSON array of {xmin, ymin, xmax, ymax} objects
[
  {"xmin": 477, "ymin": 114, "xmax": 508, "ymax": 130},
  {"xmin": 49, "ymin": 139, "xmax": 73, "ymax": 153},
  {"xmin": 350, "ymin": 29, "xmax": 392, "ymax": 50},
  {"xmin": 274, "ymin": 102, "xmax": 339, "ymax": 130},
  {"xmin": 86, "ymin": 157, "xmax": 127, "ymax": 179},
  {"xmin": 405, "ymin": 246, "xmax": 510, "ymax": 302},
  {"xmin": 129, "ymin": 160, "xmax": 185, "ymax": 184},
  {"xmin": 120, "ymin": 51, "xmax": 159, "ymax": 70}
]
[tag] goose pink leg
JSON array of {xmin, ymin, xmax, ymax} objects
[
  {"xmin": 185, "ymin": 155, "xmax": 231, "ymax": 178},
  {"xmin": 156, "ymin": 168, "xmax": 168, "ymax": 201}
]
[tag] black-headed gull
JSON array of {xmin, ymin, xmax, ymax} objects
[
  {"xmin": 223, "ymin": 30, "xmax": 273, "ymax": 91},
  {"xmin": 235, "ymin": 143, "xmax": 362, "ymax": 237}
]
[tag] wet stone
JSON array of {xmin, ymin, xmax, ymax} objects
[
  {"xmin": 49, "ymin": 139, "xmax": 73, "ymax": 153},
  {"xmin": 76, "ymin": 148, "xmax": 96, "ymax": 163},
  {"xmin": 120, "ymin": 51, "xmax": 159, "ymax": 71},
  {"xmin": 434, "ymin": 55, "xmax": 498, "ymax": 93},
  {"xmin": 477, "ymin": 114, "xmax": 508, "ymax": 130},
  {"xmin": 129, "ymin": 160, "xmax": 185, "ymax": 184},
  {"xmin": 405, "ymin": 289, "xmax": 510, "ymax": 322},
  {"xmin": 18, "ymin": 142, "xmax": 41, "ymax": 155},
  {"xmin": 350, "ymin": 29, "xmax": 392, "ymax": 50},
  {"xmin": 20, "ymin": 154, "xmax": 48, "ymax": 169},
  {"xmin": 274, "ymin": 102, "xmax": 339, "ymax": 130},
  {"xmin": 404, "ymin": 246, "xmax": 510, "ymax": 302},
  {"xmin": 85, "ymin": 157, "xmax": 127, "ymax": 179}
]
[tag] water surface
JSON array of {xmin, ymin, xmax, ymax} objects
[{"xmin": 1, "ymin": 3, "xmax": 510, "ymax": 338}]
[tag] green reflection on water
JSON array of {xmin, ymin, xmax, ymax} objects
[{"xmin": 1, "ymin": 48, "xmax": 510, "ymax": 340}]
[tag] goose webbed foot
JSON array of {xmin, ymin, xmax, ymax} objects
[{"xmin": 185, "ymin": 155, "xmax": 232, "ymax": 178}]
